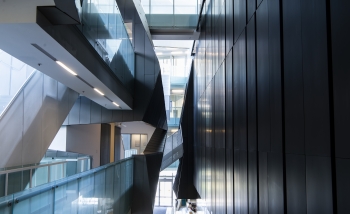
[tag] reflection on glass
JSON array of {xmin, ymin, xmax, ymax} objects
[
  {"xmin": 7, "ymin": 172, "xmax": 22, "ymax": 195},
  {"xmin": 0, "ymin": 49, "xmax": 35, "ymax": 116},
  {"xmin": 2, "ymin": 158, "xmax": 134, "ymax": 214},
  {"xmin": 80, "ymin": 0, "xmax": 135, "ymax": 93},
  {"xmin": 32, "ymin": 167, "xmax": 48, "ymax": 188},
  {"xmin": 0, "ymin": 174, "xmax": 5, "ymax": 197}
]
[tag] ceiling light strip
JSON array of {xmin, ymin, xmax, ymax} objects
[
  {"xmin": 56, "ymin": 61, "xmax": 77, "ymax": 76},
  {"xmin": 94, "ymin": 88, "xmax": 104, "ymax": 96},
  {"xmin": 32, "ymin": 44, "xmax": 122, "ymax": 109}
]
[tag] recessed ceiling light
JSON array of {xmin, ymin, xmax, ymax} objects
[
  {"xmin": 113, "ymin": 102, "xmax": 119, "ymax": 107},
  {"xmin": 94, "ymin": 88, "xmax": 104, "ymax": 96},
  {"xmin": 56, "ymin": 61, "xmax": 77, "ymax": 76}
]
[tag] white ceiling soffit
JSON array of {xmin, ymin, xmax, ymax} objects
[{"xmin": 0, "ymin": 23, "xmax": 131, "ymax": 110}]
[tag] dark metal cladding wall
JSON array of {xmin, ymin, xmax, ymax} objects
[
  {"xmin": 191, "ymin": 0, "xmax": 348, "ymax": 213},
  {"xmin": 174, "ymin": 67, "xmax": 200, "ymax": 199},
  {"xmin": 131, "ymin": 153, "xmax": 163, "ymax": 214}
]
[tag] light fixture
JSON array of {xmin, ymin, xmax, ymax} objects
[
  {"xmin": 156, "ymin": 52, "xmax": 163, "ymax": 55},
  {"xmin": 56, "ymin": 61, "xmax": 77, "ymax": 76},
  {"xmin": 172, "ymin": 89, "xmax": 184, "ymax": 94},
  {"xmin": 113, "ymin": 102, "xmax": 119, "ymax": 107},
  {"xmin": 94, "ymin": 88, "xmax": 104, "ymax": 96},
  {"xmin": 171, "ymin": 51, "xmax": 183, "ymax": 55}
]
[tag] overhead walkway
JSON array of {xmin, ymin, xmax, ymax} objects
[{"xmin": 139, "ymin": 0, "xmax": 201, "ymax": 40}]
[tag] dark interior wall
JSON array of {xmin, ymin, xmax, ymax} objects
[
  {"xmin": 192, "ymin": 0, "xmax": 349, "ymax": 213},
  {"xmin": 100, "ymin": 123, "xmax": 111, "ymax": 166}
]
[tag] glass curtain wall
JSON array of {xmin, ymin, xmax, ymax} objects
[
  {"xmin": 79, "ymin": 0, "xmax": 135, "ymax": 93},
  {"xmin": 0, "ymin": 49, "xmax": 35, "ymax": 116}
]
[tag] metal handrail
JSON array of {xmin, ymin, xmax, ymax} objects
[
  {"xmin": 0, "ymin": 69, "xmax": 37, "ymax": 121},
  {"xmin": 0, "ymin": 157, "xmax": 133, "ymax": 204},
  {"xmin": 0, "ymin": 157, "xmax": 90, "ymax": 175}
]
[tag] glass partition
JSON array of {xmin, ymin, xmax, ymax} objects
[
  {"xmin": 0, "ymin": 158, "xmax": 134, "ymax": 214},
  {"xmin": 161, "ymin": 127, "xmax": 183, "ymax": 170},
  {"xmin": 80, "ymin": 0, "xmax": 135, "ymax": 93},
  {"xmin": 0, "ymin": 157, "xmax": 91, "ymax": 197}
]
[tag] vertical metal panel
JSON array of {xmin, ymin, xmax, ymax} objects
[
  {"xmin": 282, "ymin": 0, "xmax": 305, "ymax": 155},
  {"xmin": 259, "ymin": 151, "xmax": 268, "ymax": 214},
  {"xmin": 248, "ymin": 150, "xmax": 258, "ymax": 214},
  {"xmin": 301, "ymin": 0, "xmax": 330, "ymax": 156},
  {"xmin": 267, "ymin": 0, "xmax": 283, "ymax": 153},
  {"xmin": 90, "ymin": 101, "xmax": 102, "ymax": 124},
  {"xmin": 306, "ymin": 156, "xmax": 333, "ymax": 214},
  {"xmin": 225, "ymin": 0, "xmax": 233, "ymax": 55},
  {"xmin": 233, "ymin": 30, "xmax": 247, "ymax": 150},
  {"xmin": 286, "ymin": 154, "xmax": 306, "ymax": 214},
  {"xmin": 247, "ymin": 16, "xmax": 257, "ymax": 152},
  {"xmin": 69, "ymin": 98, "xmax": 80, "ymax": 125},
  {"xmin": 234, "ymin": 0, "xmax": 246, "ymax": 43},
  {"xmin": 226, "ymin": 148, "xmax": 234, "ymax": 214},
  {"xmin": 79, "ymin": 96, "xmax": 91, "ymax": 124},
  {"xmin": 101, "ymin": 106, "xmax": 112, "ymax": 123},
  {"xmin": 225, "ymin": 49, "xmax": 233, "ymax": 151},
  {"xmin": 214, "ymin": 64, "xmax": 225, "ymax": 149},
  {"xmin": 330, "ymin": 0, "xmax": 350, "ymax": 158},
  {"xmin": 247, "ymin": 0, "xmax": 256, "ymax": 21},
  {"xmin": 256, "ymin": 0, "xmax": 270, "ymax": 152},
  {"xmin": 267, "ymin": 152, "xmax": 284, "ymax": 214},
  {"xmin": 336, "ymin": 158, "xmax": 350, "ymax": 213},
  {"xmin": 257, "ymin": 0, "xmax": 263, "ymax": 8}
]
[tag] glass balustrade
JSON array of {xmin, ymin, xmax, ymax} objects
[
  {"xmin": 161, "ymin": 127, "xmax": 183, "ymax": 170},
  {"xmin": 0, "ymin": 158, "xmax": 133, "ymax": 214},
  {"xmin": 0, "ymin": 151, "xmax": 92, "ymax": 198},
  {"xmin": 79, "ymin": 0, "xmax": 135, "ymax": 94}
]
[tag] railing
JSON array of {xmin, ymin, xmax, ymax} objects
[
  {"xmin": 0, "ymin": 156, "xmax": 91, "ymax": 198},
  {"xmin": 161, "ymin": 127, "xmax": 183, "ymax": 170},
  {"xmin": 0, "ymin": 157, "xmax": 133, "ymax": 214},
  {"xmin": 79, "ymin": 0, "xmax": 135, "ymax": 93},
  {"xmin": 140, "ymin": 0, "xmax": 200, "ymax": 28}
]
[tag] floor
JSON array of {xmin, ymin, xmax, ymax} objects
[{"xmin": 153, "ymin": 206, "xmax": 205, "ymax": 214}]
